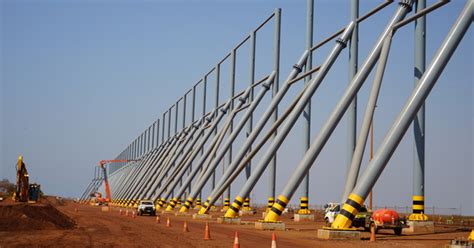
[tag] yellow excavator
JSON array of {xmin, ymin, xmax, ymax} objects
[{"xmin": 14, "ymin": 156, "xmax": 29, "ymax": 202}]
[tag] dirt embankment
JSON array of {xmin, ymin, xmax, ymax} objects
[{"xmin": 0, "ymin": 203, "xmax": 75, "ymax": 231}]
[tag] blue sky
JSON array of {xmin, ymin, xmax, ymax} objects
[{"xmin": 1, "ymin": 0, "xmax": 472, "ymax": 214}]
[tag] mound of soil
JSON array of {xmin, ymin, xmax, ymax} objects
[{"xmin": 0, "ymin": 203, "xmax": 75, "ymax": 231}]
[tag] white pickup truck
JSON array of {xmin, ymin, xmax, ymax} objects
[{"xmin": 137, "ymin": 200, "xmax": 156, "ymax": 216}]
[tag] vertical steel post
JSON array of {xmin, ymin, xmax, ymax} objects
[
  {"xmin": 132, "ymin": 139, "xmax": 135, "ymax": 160},
  {"xmin": 202, "ymin": 77, "xmax": 207, "ymax": 121},
  {"xmin": 192, "ymin": 85, "xmax": 196, "ymax": 123},
  {"xmin": 411, "ymin": 0, "xmax": 427, "ymax": 220},
  {"xmin": 175, "ymin": 101, "xmax": 179, "ymax": 136},
  {"xmin": 152, "ymin": 122, "xmax": 155, "ymax": 149},
  {"xmin": 162, "ymin": 112, "xmax": 166, "ymax": 144},
  {"xmin": 183, "ymin": 95, "xmax": 187, "ymax": 129},
  {"xmin": 299, "ymin": 0, "xmax": 313, "ymax": 215},
  {"xmin": 347, "ymin": 0, "xmax": 359, "ymax": 185},
  {"xmin": 168, "ymin": 106, "xmax": 172, "ymax": 139},
  {"xmin": 156, "ymin": 119, "xmax": 160, "ymax": 147},
  {"xmin": 226, "ymin": 50, "xmax": 236, "ymax": 201},
  {"xmin": 247, "ymin": 32, "xmax": 256, "ymax": 181},
  {"xmin": 269, "ymin": 7, "xmax": 281, "ymax": 202},
  {"xmin": 215, "ymin": 65, "xmax": 220, "ymax": 198},
  {"xmin": 333, "ymin": 0, "xmax": 471, "ymax": 228},
  {"xmin": 139, "ymin": 133, "xmax": 142, "ymax": 157},
  {"xmin": 146, "ymin": 126, "xmax": 150, "ymax": 153}
]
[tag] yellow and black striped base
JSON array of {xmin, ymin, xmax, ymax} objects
[
  {"xmin": 332, "ymin": 193, "xmax": 364, "ymax": 229},
  {"xmin": 297, "ymin": 197, "xmax": 311, "ymax": 214},
  {"xmin": 408, "ymin": 195, "xmax": 428, "ymax": 221},
  {"xmin": 264, "ymin": 195, "xmax": 288, "ymax": 222},
  {"xmin": 242, "ymin": 198, "xmax": 252, "ymax": 211},
  {"xmin": 224, "ymin": 196, "xmax": 244, "ymax": 218},
  {"xmin": 267, "ymin": 197, "xmax": 275, "ymax": 210}
]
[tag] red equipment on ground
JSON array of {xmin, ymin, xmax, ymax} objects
[
  {"xmin": 372, "ymin": 209, "xmax": 400, "ymax": 224},
  {"xmin": 371, "ymin": 208, "xmax": 406, "ymax": 235}
]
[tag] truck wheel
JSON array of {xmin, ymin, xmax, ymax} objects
[{"xmin": 394, "ymin": 227, "xmax": 402, "ymax": 235}]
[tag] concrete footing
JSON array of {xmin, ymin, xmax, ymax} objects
[
  {"xmin": 175, "ymin": 212, "xmax": 192, "ymax": 217},
  {"xmin": 255, "ymin": 221, "xmax": 286, "ymax": 231},
  {"xmin": 192, "ymin": 213, "xmax": 213, "ymax": 220},
  {"xmin": 293, "ymin": 213, "xmax": 314, "ymax": 222},
  {"xmin": 403, "ymin": 221, "xmax": 435, "ymax": 234},
  {"xmin": 317, "ymin": 229, "xmax": 361, "ymax": 240},
  {"xmin": 217, "ymin": 217, "xmax": 241, "ymax": 224},
  {"xmin": 239, "ymin": 210, "xmax": 256, "ymax": 216}
]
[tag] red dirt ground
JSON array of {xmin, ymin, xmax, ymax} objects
[{"xmin": 0, "ymin": 198, "xmax": 471, "ymax": 248}]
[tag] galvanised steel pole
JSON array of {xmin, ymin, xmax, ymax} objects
[
  {"xmin": 191, "ymin": 84, "xmax": 197, "ymax": 199},
  {"xmin": 333, "ymin": 0, "xmax": 471, "ymax": 228},
  {"xmin": 411, "ymin": 0, "xmax": 427, "ymax": 220},
  {"xmin": 246, "ymin": 31, "xmax": 256, "ymax": 182},
  {"xmin": 346, "ymin": 0, "xmax": 359, "ymax": 190},
  {"xmin": 183, "ymin": 95, "xmax": 187, "ymax": 130},
  {"xmin": 138, "ymin": 133, "xmax": 142, "ymax": 157},
  {"xmin": 225, "ymin": 49, "xmax": 236, "ymax": 202},
  {"xmin": 213, "ymin": 64, "xmax": 220, "ymax": 202},
  {"xmin": 152, "ymin": 122, "xmax": 155, "ymax": 149},
  {"xmin": 225, "ymin": 21, "xmax": 355, "ymax": 219},
  {"xmin": 150, "ymin": 124, "xmax": 153, "ymax": 151},
  {"xmin": 264, "ymin": 1, "xmax": 415, "ymax": 223},
  {"xmin": 298, "ymin": 0, "xmax": 314, "ymax": 215},
  {"xmin": 156, "ymin": 119, "xmax": 160, "ymax": 148},
  {"xmin": 168, "ymin": 106, "xmax": 172, "ymax": 139},
  {"xmin": 175, "ymin": 100, "xmax": 179, "ymax": 135},
  {"xmin": 268, "ymin": 8, "xmax": 281, "ymax": 204},
  {"xmin": 162, "ymin": 112, "xmax": 166, "ymax": 144},
  {"xmin": 341, "ymin": 30, "xmax": 393, "ymax": 202}
]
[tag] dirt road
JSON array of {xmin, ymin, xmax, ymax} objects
[{"xmin": 0, "ymin": 200, "xmax": 471, "ymax": 247}]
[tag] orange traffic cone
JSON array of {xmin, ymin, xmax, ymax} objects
[
  {"xmin": 183, "ymin": 220, "xmax": 190, "ymax": 232},
  {"xmin": 74, "ymin": 208, "xmax": 78, "ymax": 213},
  {"xmin": 370, "ymin": 223, "xmax": 376, "ymax": 242},
  {"xmin": 204, "ymin": 222, "xmax": 211, "ymax": 240},
  {"xmin": 132, "ymin": 211, "xmax": 136, "ymax": 218},
  {"xmin": 271, "ymin": 232, "xmax": 277, "ymax": 248},
  {"xmin": 156, "ymin": 215, "xmax": 160, "ymax": 224},
  {"xmin": 125, "ymin": 209, "xmax": 129, "ymax": 216},
  {"xmin": 166, "ymin": 216, "xmax": 172, "ymax": 227},
  {"xmin": 233, "ymin": 231, "xmax": 240, "ymax": 248},
  {"xmin": 119, "ymin": 209, "xmax": 122, "ymax": 215}
]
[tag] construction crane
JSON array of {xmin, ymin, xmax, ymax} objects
[
  {"xmin": 97, "ymin": 160, "xmax": 137, "ymax": 204},
  {"xmin": 14, "ymin": 156, "xmax": 29, "ymax": 202}
]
